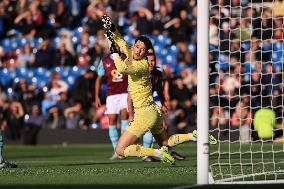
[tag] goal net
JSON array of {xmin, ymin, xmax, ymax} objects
[{"xmin": 208, "ymin": 0, "xmax": 284, "ymax": 183}]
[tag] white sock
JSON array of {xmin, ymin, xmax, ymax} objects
[
  {"xmin": 153, "ymin": 149, "xmax": 162, "ymax": 160},
  {"xmin": 189, "ymin": 133, "xmax": 197, "ymax": 141}
]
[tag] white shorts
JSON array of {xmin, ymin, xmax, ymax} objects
[{"xmin": 105, "ymin": 93, "xmax": 128, "ymax": 114}]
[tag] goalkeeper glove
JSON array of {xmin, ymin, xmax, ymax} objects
[
  {"xmin": 106, "ymin": 30, "xmax": 115, "ymax": 43},
  {"xmin": 101, "ymin": 15, "xmax": 116, "ymax": 32},
  {"xmin": 110, "ymin": 43, "xmax": 118, "ymax": 54}
]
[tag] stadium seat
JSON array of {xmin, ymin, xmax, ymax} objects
[
  {"xmin": 34, "ymin": 67, "xmax": 47, "ymax": 76},
  {"xmin": 2, "ymin": 38, "xmax": 12, "ymax": 52}
]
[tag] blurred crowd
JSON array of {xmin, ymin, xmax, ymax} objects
[
  {"xmin": 0, "ymin": 0, "xmax": 198, "ymax": 142},
  {"xmin": 0, "ymin": 0, "xmax": 283, "ymax": 143},
  {"xmin": 209, "ymin": 0, "xmax": 284, "ymax": 141}
]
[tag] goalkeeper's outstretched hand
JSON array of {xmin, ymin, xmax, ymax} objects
[{"xmin": 101, "ymin": 15, "xmax": 116, "ymax": 32}]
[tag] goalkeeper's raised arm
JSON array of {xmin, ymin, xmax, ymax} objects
[{"xmin": 101, "ymin": 15, "xmax": 152, "ymax": 76}]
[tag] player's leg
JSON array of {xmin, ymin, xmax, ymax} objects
[
  {"xmin": 155, "ymin": 130, "xmax": 217, "ymax": 147},
  {"xmin": 143, "ymin": 131, "xmax": 153, "ymax": 148},
  {"xmin": 0, "ymin": 131, "xmax": 17, "ymax": 168},
  {"xmin": 191, "ymin": 130, "xmax": 217, "ymax": 145},
  {"xmin": 162, "ymin": 119, "xmax": 185, "ymax": 160},
  {"xmin": 116, "ymin": 130, "xmax": 174, "ymax": 165},
  {"xmin": 105, "ymin": 95, "xmax": 121, "ymax": 160},
  {"xmin": 120, "ymin": 108, "xmax": 128, "ymax": 134},
  {"xmin": 142, "ymin": 131, "xmax": 155, "ymax": 162},
  {"xmin": 108, "ymin": 114, "xmax": 119, "ymax": 150},
  {"xmin": 117, "ymin": 106, "xmax": 174, "ymax": 165},
  {"xmin": 119, "ymin": 94, "xmax": 129, "ymax": 134}
]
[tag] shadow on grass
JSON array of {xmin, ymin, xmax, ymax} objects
[{"xmin": 61, "ymin": 160, "xmax": 142, "ymax": 167}]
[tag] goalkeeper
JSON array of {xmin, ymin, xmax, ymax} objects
[
  {"xmin": 128, "ymin": 48, "xmax": 186, "ymax": 162},
  {"xmin": 102, "ymin": 15, "xmax": 217, "ymax": 165}
]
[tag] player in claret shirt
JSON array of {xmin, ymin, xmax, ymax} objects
[{"xmin": 95, "ymin": 44, "xmax": 129, "ymax": 160}]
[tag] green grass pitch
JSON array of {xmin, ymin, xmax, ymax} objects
[
  {"xmin": 1, "ymin": 142, "xmax": 284, "ymax": 189},
  {"xmin": 0, "ymin": 143, "xmax": 197, "ymax": 189}
]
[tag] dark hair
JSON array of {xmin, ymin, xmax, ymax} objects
[{"xmin": 135, "ymin": 35, "xmax": 153, "ymax": 51}]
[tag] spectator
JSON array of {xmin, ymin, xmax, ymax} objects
[
  {"xmin": 209, "ymin": 17, "xmax": 218, "ymax": 47},
  {"xmin": 63, "ymin": 102, "xmax": 81, "ymax": 129},
  {"xmin": 131, "ymin": 7, "xmax": 153, "ymax": 36},
  {"xmin": 89, "ymin": 41, "xmax": 104, "ymax": 67},
  {"xmin": 129, "ymin": 0, "xmax": 147, "ymax": 15},
  {"xmin": 165, "ymin": 99, "xmax": 188, "ymax": 135},
  {"xmin": 170, "ymin": 76, "xmax": 191, "ymax": 105},
  {"xmin": 166, "ymin": 17, "xmax": 189, "ymax": 43},
  {"xmin": 16, "ymin": 43, "xmax": 35, "ymax": 68},
  {"xmin": 23, "ymin": 104, "xmax": 45, "ymax": 145},
  {"xmin": 76, "ymin": 31, "xmax": 91, "ymax": 68},
  {"xmin": 47, "ymin": 106, "xmax": 65, "ymax": 129},
  {"xmin": 56, "ymin": 91, "xmax": 71, "ymax": 115},
  {"xmin": 0, "ymin": 2, "xmax": 12, "ymax": 40},
  {"xmin": 13, "ymin": 78, "xmax": 28, "ymax": 103},
  {"xmin": 73, "ymin": 70, "xmax": 96, "ymax": 114},
  {"xmin": 34, "ymin": 39, "xmax": 56, "ymax": 68},
  {"xmin": 55, "ymin": 42, "xmax": 76, "ymax": 67},
  {"xmin": 15, "ymin": 0, "xmax": 30, "ymax": 16},
  {"xmin": 14, "ymin": 10, "xmax": 36, "ymax": 38},
  {"xmin": 176, "ymin": 41, "xmax": 192, "ymax": 67},
  {"xmin": 210, "ymin": 106, "xmax": 230, "ymax": 141},
  {"xmin": 48, "ymin": 0, "xmax": 72, "ymax": 29},
  {"xmin": 152, "ymin": 4, "xmax": 171, "ymax": 35},
  {"xmin": 231, "ymin": 101, "xmax": 252, "ymax": 143},
  {"xmin": 41, "ymin": 92, "xmax": 57, "ymax": 115},
  {"xmin": 48, "ymin": 72, "xmax": 68, "ymax": 101},
  {"xmin": 29, "ymin": 1, "xmax": 45, "ymax": 33},
  {"xmin": 21, "ymin": 88, "xmax": 40, "ymax": 115},
  {"xmin": 95, "ymin": 29, "xmax": 109, "ymax": 54},
  {"xmin": 84, "ymin": 4, "xmax": 104, "ymax": 36},
  {"xmin": 0, "ymin": 84, "xmax": 8, "ymax": 107},
  {"xmin": 3, "ymin": 101, "xmax": 25, "ymax": 140}
]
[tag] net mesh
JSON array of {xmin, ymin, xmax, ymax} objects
[{"xmin": 209, "ymin": 0, "xmax": 284, "ymax": 183}]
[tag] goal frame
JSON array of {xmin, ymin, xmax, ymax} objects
[{"xmin": 197, "ymin": 0, "xmax": 210, "ymax": 185}]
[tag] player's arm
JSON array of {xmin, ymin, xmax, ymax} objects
[
  {"xmin": 95, "ymin": 61, "xmax": 105, "ymax": 108},
  {"xmin": 112, "ymin": 53, "xmax": 148, "ymax": 75},
  {"xmin": 113, "ymin": 30, "xmax": 131, "ymax": 59},
  {"xmin": 102, "ymin": 15, "xmax": 147, "ymax": 75},
  {"xmin": 163, "ymin": 79, "xmax": 170, "ymax": 102}
]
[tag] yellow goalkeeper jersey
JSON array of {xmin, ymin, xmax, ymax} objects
[{"xmin": 112, "ymin": 31, "xmax": 154, "ymax": 108}]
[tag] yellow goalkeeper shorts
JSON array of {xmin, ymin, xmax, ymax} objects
[{"xmin": 126, "ymin": 103, "xmax": 164, "ymax": 138}]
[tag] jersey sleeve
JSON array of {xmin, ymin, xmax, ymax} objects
[
  {"xmin": 113, "ymin": 30, "xmax": 131, "ymax": 59},
  {"xmin": 97, "ymin": 60, "xmax": 105, "ymax": 76},
  {"xmin": 112, "ymin": 53, "xmax": 148, "ymax": 75}
]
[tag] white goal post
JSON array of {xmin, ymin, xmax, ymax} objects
[{"xmin": 197, "ymin": 0, "xmax": 284, "ymax": 184}]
